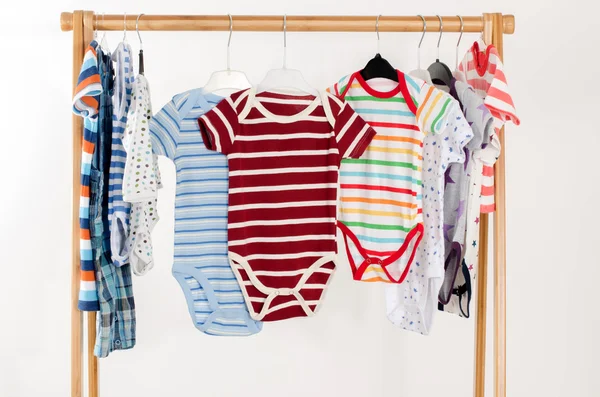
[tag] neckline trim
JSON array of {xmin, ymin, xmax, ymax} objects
[
  {"xmin": 353, "ymin": 69, "xmax": 405, "ymax": 99},
  {"xmin": 249, "ymin": 88, "xmax": 322, "ymax": 123}
]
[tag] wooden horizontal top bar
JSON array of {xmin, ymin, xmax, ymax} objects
[{"xmin": 60, "ymin": 13, "xmax": 515, "ymax": 35}]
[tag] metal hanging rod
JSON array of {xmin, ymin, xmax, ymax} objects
[{"xmin": 60, "ymin": 13, "xmax": 515, "ymax": 34}]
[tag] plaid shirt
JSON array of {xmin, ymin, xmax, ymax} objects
[
  {"xmin": 94, "ymin": 243, "xmax": 136, "ymax": 357},
  {"xmin": 93, "ymin": 46, "xmax": 136, "ymax": 358}
]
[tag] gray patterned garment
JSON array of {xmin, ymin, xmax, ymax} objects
[{"xmin": 438, "ymin": 79, "xmax": 493, "ymax": 317}]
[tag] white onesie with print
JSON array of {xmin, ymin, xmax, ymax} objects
[{"xmin": 122, "ymin": 74, "xmax": 161, "ymax": 275}]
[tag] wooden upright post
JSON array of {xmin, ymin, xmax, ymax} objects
[
  {"xmin": 473, "ymin": 13, "xmax": 494, "ymax": 397},
  {"xmin": 491, "ymin": 13, "xmax": 507, "ymax": 397},
  {"xmin": 71, "ymin": 10, "xmax": 84, "ymax": 397}
]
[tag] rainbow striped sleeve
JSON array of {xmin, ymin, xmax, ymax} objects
[
  {"xmin": 73, "ymin": 41, "xmax": 102, "ymax": 311},
  {"xmin": 415, "ymin": 82, "xmax": 457, "ymax": 136}
]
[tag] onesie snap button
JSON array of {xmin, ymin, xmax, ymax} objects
[
  {"xmin": 274, "ymin": 291, "xmax": 280, "ymax": 296},
  {"xmin": 366, "ymin": 258, "xmax": 372, "ymax": 264},
  {"xmin": 377, "ymin": 259, "xmax": 383, "ymax": 265}
]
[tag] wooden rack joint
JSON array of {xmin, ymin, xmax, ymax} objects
[{"xmin": 62, "ymin": 11, "xmax": 513, "ymax": 397}]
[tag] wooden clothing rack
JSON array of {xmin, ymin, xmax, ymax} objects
[{"xmin": 60, "ymin": 11, "xmax": 515, "ymax": 397}]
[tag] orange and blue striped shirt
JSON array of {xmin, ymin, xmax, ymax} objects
[{"xmin": 73, "ymin": 40, "xmax": 102, "ymax": 311}]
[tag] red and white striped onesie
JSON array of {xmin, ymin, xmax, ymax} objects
[
  {"xmin": 199, "ymin": 88, "xmax": 376, "ymax": 321},
  {"xmin": 458, "ymin": 39, "xmax": 520, "ymax": 213}
]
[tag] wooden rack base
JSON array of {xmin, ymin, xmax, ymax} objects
[{"xmin": 63, "ymin": 11, "xmax": 514, "ymax": 397}]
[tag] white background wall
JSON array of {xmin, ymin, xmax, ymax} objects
[{"xmin": 1, "ymin": 0, "xmax": 599, "ymax": 396}]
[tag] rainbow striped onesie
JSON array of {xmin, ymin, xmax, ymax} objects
[{"xmin": 330, "ymin": 70, "xmax": 456, "ymax": 284}]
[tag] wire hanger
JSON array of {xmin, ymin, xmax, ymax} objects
[
  {"xmin": 409, "ymin": 15, "xmax": 433, "ymax": 84},
  {"xmin": 453, "ymin": 15, "xmax": 466, "ymax": 81},
  {"xmin": 427, "ymin": 15, "xmax": 453, "ymax": 87},
  {"xmin": 136, "ymin": 14, "xmax": 145, "ymax": 75},
  {"xmin": 202, "ymin": 14, "xmax": 252, "ymax": 96},
  {"xmin": 93, "ymin": 14, "xmax": 99, "ymax": 41},
  {"xmin": 359, "ymin": 14, "xmax": 398, "ymax": 82},
  {"xmin": 455, "ymin": 15, "xmax": 464, "ymax": 70},
  {"xmin": 99, "ymin": 13, "xmax": 110, "ymax": 51},
  {"xmin": 256, "ymin": 14, "xmax": 318, "ymax": 95},
  {"xmin": 123, "ymin": 12, "xmax": 128, "ymax": 43}
]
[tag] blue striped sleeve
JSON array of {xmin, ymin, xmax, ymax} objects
[{"xmin": 150, "ymin": 96, "xmax": 185, "ymax": 160}]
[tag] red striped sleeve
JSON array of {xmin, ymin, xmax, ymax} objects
[{"xmin": 332, "ymin": 98, "xmax": 376, "ymax": 159}]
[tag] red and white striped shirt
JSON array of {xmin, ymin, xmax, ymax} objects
[
  {"xmin": 459, "ymin": 40, "xmax": 520, "ymax": 213},
  {"xmin": 199, "ymin": 88, "xmax": 376, "ymax": 322}
]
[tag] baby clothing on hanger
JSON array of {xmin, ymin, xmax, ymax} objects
[
  {"xmin": 458, "ymin": 39, "xmax": 520, "ymax": 214},
  {"xmin": 123, "ymin": 74, "xmax": 162, "ymax": 276},
  {"xmin": 198, "ymin": 88, "xmax": 376, "ymax": 321},
  {"xmin": 72, "ymin": 40, "xmax": 102, "ymax": 311},
  {"xmin": 384, "ymin": 85, "xmax": 471, "ymax": 335},
  {"xmin": 328, "ymin": 70, "xmax": 455, "ymax": 285},
  {"xmin": 434, "ymin": 79, "xmax": 484, "ymax": 309},
  {"xmin": 439, "ymin": 79, "xmax": 494, "ymax": 318},
  {"xmin": 150, "ymin": 89, "xmax": 261, "ymax": 335},
  {"xmin": 93, "ymin": 44, "xmax": 136, "ymax": 358},
  {"xmin": 109, "ymin": 42, "xmax": 134, "ymax": 267}
]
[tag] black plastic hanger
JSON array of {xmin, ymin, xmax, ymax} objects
[
  {"xmin": 136, "ymin": 14, "xmax": 145, "ymax": 75},
  {"xmin": 427, "ymin": 15, "xmax": 453, "ymax": 87},
  {"xmin": 360, "ymin": 15, "xmax": 398, "ymax": 82}
]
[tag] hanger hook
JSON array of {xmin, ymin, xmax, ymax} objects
[
  {"xmin": 136, "ymin": 14, "xmax": 144, "ymax": 49},
  {"xmin": 228, "ymin": 14, "xmax": 233, "ymax": 48},
  {"xmin": 455, "ymin": 15, "xmax": 463, "ymax": 69},
  {"xmin": 376, "ymin": 15, "xmax": 381, "ymax": 54},
  {"xmin": 123, "ymin": 12, "xmax": 128, "ymax": 42},
  {"xmin": 436, "ymin": 15, "xmax": 443, "ymax": 60},
  {"xmin": 283, "ymin": 14, "xmax": 287, "ymax": 69},
  {"xmin": 94, "ymin": 13, "xmax": 98, "ymax": 39},
  {"xmin": 99, "ymin": 13, "xmax": 107, "ymax": 47},
  {"xmin": 227, "ymin": 14, "xmax": 233, "ymax": 71},
  {"xmin": 417, "ymin": 15, "xmax": 426, "ymax": 49},
  {"xmin": 417, "ymin": 15, "xmax": 426, "ymax": 70}
]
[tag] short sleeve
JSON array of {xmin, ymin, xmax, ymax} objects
[
  {"xmin": 328, "ymin": 95, "xmax": 376, "ymax": 159},
  {"xmin": 150, "ymin": 97, "xmax": 182, "ymax": 160},
  {"xmin": 72, "ymin": 43, "xmax": 102, "ymax": 118},
  {"xmin": 484, "ymin": 51, "xmax": 520, "ymax": 129},
  {"xmin": 198, "ymin": 96, "xmax": 239, "ymax": 155},
  {"xmin": 327, "ymin": 74, "xmax": 353, "ymax": 98},
  {"xmin": 443, "ymin": 106, "xmax": 473, "ymax": 166},
  {"xmin": 415, "ymin": 83, "xmax": 458, "ymax": 136}
]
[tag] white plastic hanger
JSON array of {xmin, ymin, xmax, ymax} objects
[
  {"xmin": 202, "ymin": 15, "xmax": 252, "ymax": 96},
  {"xmin": 256, "ymin": 15, "xmax": 318, "ymax": 96},
  {"xmin": 409, "ymin": 15, "xmax": 433, "ymax": 85},
  {"xmin": 452, "ymin": 15, "xmax": 466, "ymax": 82}
]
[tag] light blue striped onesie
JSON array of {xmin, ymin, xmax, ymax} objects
[
  {"xmin": 150, "ymin": 89, "xmax": 261, "ymax": 336},
  {"xmin": 109, "ymin": 42, "xmax": 133, "ymax": 266}
]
